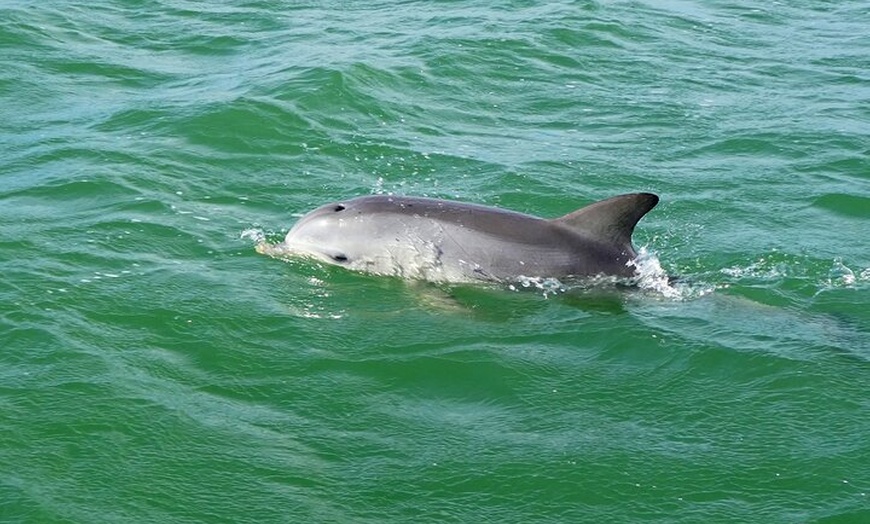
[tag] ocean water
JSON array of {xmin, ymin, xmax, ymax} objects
[{"xmin": 2, "ymin": 1, "xmax": 869, "ymax": 523}]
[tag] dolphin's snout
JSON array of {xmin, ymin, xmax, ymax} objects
[{"xmin": 256, "ymin": 242, "xmax": 289, "ymax": 257}]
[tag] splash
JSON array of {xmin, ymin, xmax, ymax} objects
[
  {"xmin": 627, "ymin": 247, "xmax": 715, "ymax": 300},
  {"xmin": 243, "ymin": 228, "xmax": 293, "ymax": 258},
  {"xmin": 240, "ymin": 228, "xmax": 266, "ymax": 244},
  {"xmin": 629, "ymin": 247, "xmax": 684, "ymax": 299}
]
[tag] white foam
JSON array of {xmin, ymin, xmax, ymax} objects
[
  {"xmin": 629, "ymin": 247, "xmax": 714, "ymax": 300},
  {"xmin": 830, "ymin": 257, "xmax": 856, "ymax": 285},
  {"xmin": 508, "ymin": 276, "xmax": 567, "ymax": 298},
  {"xmin": 629, "ymin": 247, "xmax": 683, "ymax": 299},
  {"xmin": 820, "ymin": 257, "xmax": 870, "ymax": 291},
  {"xmin": 720, "ymin": 257, "xmax": 786, "ymax": 280}
]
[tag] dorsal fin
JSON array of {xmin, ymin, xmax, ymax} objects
[{"xmin": 551, "ymin": 193, "xmax": 659, "ymax": 250}]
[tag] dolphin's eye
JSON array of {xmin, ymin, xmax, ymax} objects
[
  {"xmin": 334, "ymin": 205, "xmax": 346, "ymax": 212},
  {"xmin": 332, "ymin": 254, "xmax": 348, "ymax": 263}
]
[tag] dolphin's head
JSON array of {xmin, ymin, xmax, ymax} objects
[
  {"xmin": 258, "ymin": 195, "xmax": 457, "ymax": 279},
  {"xmin": 268, "ymin": 201, "xmax": 362, "ymax": 265}
]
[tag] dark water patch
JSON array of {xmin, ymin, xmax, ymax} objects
[{"xmin": 812, "ymin": 193, "xmax": 870, "ymax": 219}]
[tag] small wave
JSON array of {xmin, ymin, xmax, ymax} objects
[
  {"xmin": 820, "ymin": 257, "xmax": 870, "ymax": 292},
  {"xmin": 719, "ymin": 253, "xmax": 869, "ymax": 294},
  {"xmin": 720, "ymin": 256, "xmax": 791, "ymax": 280},
  {"xmin": 508, "ymin": 276, "xmax": 567, "ymax": 298},
  {"xmin": 501, "ymin": 248, "xmax": 708, "ymax": 301}
]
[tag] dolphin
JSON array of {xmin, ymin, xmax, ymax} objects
[{"xmin": 256, "ymin": 192, "xmax": 659, "ymax": 283}]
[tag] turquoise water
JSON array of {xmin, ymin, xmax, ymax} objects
[{"xmin": 2, "ymin": 2, "xmax": 869, "ymax": 522}]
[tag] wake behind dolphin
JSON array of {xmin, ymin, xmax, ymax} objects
[{"xmin": 256, "ymin": 193, "xmax": 660, "ymax": 284}]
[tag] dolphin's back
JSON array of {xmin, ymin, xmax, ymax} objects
[{"xmin": 340, "ymin": 193, "xmax": 658, "ymax": 280}]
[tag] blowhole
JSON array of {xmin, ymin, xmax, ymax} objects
[
  {"xmin": 332, "ymin": 254, "xmax": 348, "ymax": 263},
  {"xmin": 334, "ymin": 205, "xmax": 346, "ymax": 212}
]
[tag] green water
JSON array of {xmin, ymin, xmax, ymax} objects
[{"xmin": 2, "ymin": 2, "xmax": 869, "ymax": 523}]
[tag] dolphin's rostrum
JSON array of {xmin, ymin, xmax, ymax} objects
[{"xmin": 257, "ymin": 193, "xmax": 659, "ymax": 283}]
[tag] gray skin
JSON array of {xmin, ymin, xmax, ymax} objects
[{"xmin": 257, "ymin": 193, "xmax": 659, "ymax": 283}]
